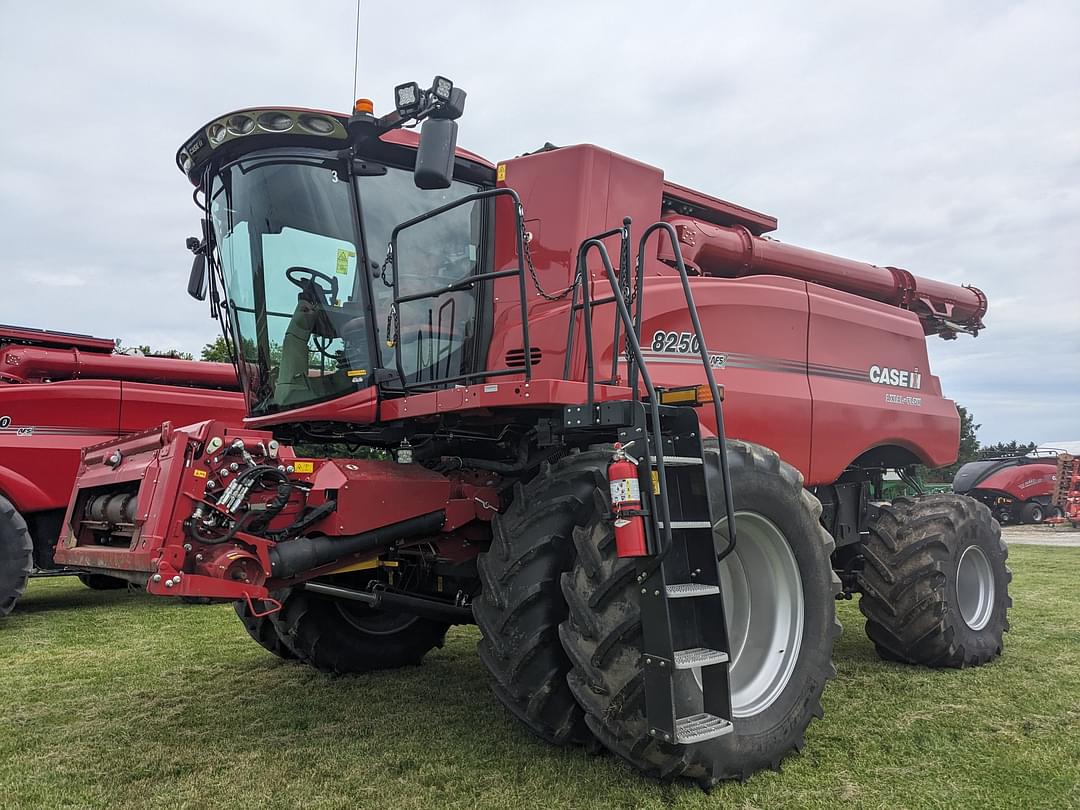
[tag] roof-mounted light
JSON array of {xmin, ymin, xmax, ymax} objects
[
  {"xmin": 298, "ymin": 113, "xmax": 337, "ymax": 134},
  {"xmin": 176, "ymin": 108, "xmax": 349, "ymax": 180},
  {"xmin": 257, "ymin": 112, "xmax": 293, "ymax": 132},
  {"xmin": 226, "ymin": 114, "xmax": 255, "ymax": 136},
  {"xmin": 394, "ymin": 82, "xmax": 421, "ymax": 116},
  {"xmin": 432, "ymin": 76, "xmax": 453, "ymax": 102}
]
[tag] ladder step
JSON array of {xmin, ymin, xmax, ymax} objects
[
  {"xmin": 665, "ymin": 583, "xmax": 720, "ymax": 598},
  {"xmin": 658, "ymin": 521, "xmax": 712, "ymax": 529},
  {"xmin": 650, "ymin": 456, "xmax": 703, "ymax": 466},
  {"xmin": 676, "ymin": 713, "xmax": 734, "ymax": 744},
  {"xmin": 673, "ymin": 647, "xmax": 729, "ymax": 669}
]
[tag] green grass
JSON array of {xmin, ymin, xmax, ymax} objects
[{"xmin": 2, "ymin": 545, "xmax": 1078, "ymax": 809}]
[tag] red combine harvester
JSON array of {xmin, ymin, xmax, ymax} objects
[
  {"xmin": 953, "ymin": 454, "xmax": 1062, "ymax": 524},
  {"xmin": 54, "ymin": 79, "xmax": 1009, "ymax": 786},
  {"xmin": 0, "ymin": 324, "xmax": 244, "ymax": 614}
]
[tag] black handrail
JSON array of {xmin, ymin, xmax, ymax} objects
[
  {"xmin": 388, "ymin": 187, "xmax": 531, "ymax": 393},
  {"xmin": 637, "ymin": 222, "xmax": 738, "ymax": 561},
  {"xmin": 578, "ymin": 237, "xmax": 674, "ymax": 552}
]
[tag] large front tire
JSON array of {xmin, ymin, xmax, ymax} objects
[
  {"xmin": 272, "ymin": 584, "xmax": 450, "ymax": 674},
  {"xmin": 473, "ymin": 452, "xmax": 609, "ymax": 748},
  {"xmin": 858, "ymin": 494, "xmax": 1010, "ymax": 667},
  {"xmin": 559, "ymin": 440, "xmax": 840, "ymax": 786},
  {"xmin": 234, "ymin": 599, "xmax": 297, "ymax": 660},
  {"xmin": 0, "ymin": 496, "xmax": 33, "ymax": 617}
]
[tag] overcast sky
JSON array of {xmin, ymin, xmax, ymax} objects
[{"xmin": 1, "ymin": 1, "xmax": 1076, "ymax": 443}]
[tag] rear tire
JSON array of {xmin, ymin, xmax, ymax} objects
[
  {"xmin": 272, "ymin": 584, "xmax": 449, "ymax": 674},
  {"xmin": 1020, "ymin": 501, "xmax": 1044, "ymax": 524},
  {"xmin": 78, "ymin": 573, "xmax": 129, "ymax": 590},
  {"xmin": 559, "ymin": 440, "xmax": 840, "ymax": 786},
  {"xmin": 474, "ymin": 452, "xmax": 609, "ymax": 748},
  {"xmin": 858, "ymin": 494, "xmax": 1010, "ymax": 667},
  {"xmin": 234, "ymin": 599, "xmax": 296, "ymax": 660},
  {"xmin": 0, "ymin": 496, "xmax": 33, "ymax": 617}
]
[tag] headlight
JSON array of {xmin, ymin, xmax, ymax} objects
[
  {"xmin": 298, "ymin": 114, "xmax": 335, "ymax": 134},
  {"xmin": 226, "ymin": 114, "xmax": 255, "ymax": 136},
  {"xmin": 257, "ymin": 112, "xmax": 293, "ymax": 132},
  {"xmin": 207, "ymin": 123, "xmax": 227, "ymax": 144}
]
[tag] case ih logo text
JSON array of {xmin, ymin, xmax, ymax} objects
[{"xmin": 869, "ymin": 365, "xmax": 922, "ymax": 389}]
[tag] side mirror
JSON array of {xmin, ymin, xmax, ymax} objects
[
  {"xmin": 414, "ymin": 117, "xmax": 458, "ymax": 190},
  {"xmin": 188, "ymin": 252, "xmax": 207, "ymax": 301}
]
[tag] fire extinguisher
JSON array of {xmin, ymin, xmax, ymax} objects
[{"xmin": 609, "ymin": 443, "xmax": 648, "ymax": 557}]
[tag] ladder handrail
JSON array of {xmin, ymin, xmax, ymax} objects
[
  {"xmin": 637, "ymin": 222, "xmax": 738, "ymax": 561},
  {"xmin": 578, "ymin": 236, "xmax": 674, "ymax": 552}
]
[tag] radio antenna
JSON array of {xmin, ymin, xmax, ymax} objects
[{"xmin": 351, "ymin": 0, "xmax": 363, "ymax": 101}]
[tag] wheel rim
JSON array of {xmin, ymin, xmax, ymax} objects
[
  {"xmin": 335, "ymin": 601, "xmax": 421, "ymax": 636},
  {"xmin": 707, "ymin": 511, "xmax": 805, "ymax": 719},
  {"xmin": 1030, "ymin": 506, "xmax": 1043, "ymax": 523},
  {"xmin": 956, "ymin": 545, "xmax": 994, "ymax": 630}
]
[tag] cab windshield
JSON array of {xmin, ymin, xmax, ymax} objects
[{"xmin": 209, "ymin": 151, "xmax": 483, "ymax": 416}]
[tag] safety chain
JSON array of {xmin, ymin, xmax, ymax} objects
[{"xmin": 520, "ymin": 206, "xmax": 578, "ymax": 302}]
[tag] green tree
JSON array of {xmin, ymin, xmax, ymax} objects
[
  {"xmin": 114, "ymin": 340, "xmax": 193, "ymax": 360},
  {"xmin": 200, "ymin": 335, "xmax": 233, "ymax": 363},
  {"xmin": 978, "ymin": 440, "xmax": 1037, "ymax": 459}
]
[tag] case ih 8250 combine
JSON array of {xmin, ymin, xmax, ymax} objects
[
  {"xmin": 53, "ymin": 79, "xmax": 1010, "ymax": 786},
  {"xmin": 0, "ymin": 325, "xmax": 243, "ymax": 614}
]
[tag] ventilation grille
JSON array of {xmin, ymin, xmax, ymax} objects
[{"xmin": 504, "ymin": 347, "xmax": 542, "ymax": 368}]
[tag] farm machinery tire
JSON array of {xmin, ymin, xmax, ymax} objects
[
  {"xmin": 234, "ymin": 599, "xmax": 296, "ymax": 660},
  {"xmin": 474, "ymin": 450, "xmax": 610, "ymax": 748},
  {"xmin": 78, "ymin": 574, "xmax": 129, "ymax": 590},
  {"xmin": 1020, "ymin": 501, "xmax": 1044, "ymax": 525},
  {"xmin": 0, "ymin": 495, "xmax": 33, "ymax": 617},
  {"xmin": 559, "ymin": 440, "xmax": 840, "ymax": 787},
  {"xmin": 272, "ymin": 583, "xmax": 449, "ymax": 674},
  {"xmin": 858, "ymin": 494, "xmax": 1010, "ymax": 667}
]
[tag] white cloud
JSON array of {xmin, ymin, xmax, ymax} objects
[{"xmin": 1, "ymin": 0, "xmax": 1076, "ymax": 442}]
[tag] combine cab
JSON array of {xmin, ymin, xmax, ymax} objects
[
  {"xmin": 0, "ymin": 324, "xmax": 244, "ymax": 614},
  {"xmin": 54, "ymin": 78, "xmax": 1010, "ymax": 786}
]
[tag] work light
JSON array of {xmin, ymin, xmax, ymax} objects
[
  {"xmin": 394, "ymin": 82, "xmax": 421, "ymax": 115},
  {"xmin": 432, "ymin": 76, "xmax": 453, "ymax": 102}
]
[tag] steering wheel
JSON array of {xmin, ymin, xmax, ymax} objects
[{"xmin": 286, "ymin": 266, "xmax": 339, "ymax": 306}]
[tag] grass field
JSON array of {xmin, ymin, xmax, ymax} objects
[{"xmin": 2, "ymin": 544, "xmax": 1078, "ymax": 809}]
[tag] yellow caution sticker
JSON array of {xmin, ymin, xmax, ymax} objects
[
  {"xmin": 496, "ymin": 164, "xmax": 506, "ymax": 182},
  {"xmin": 346, "ymin": 368, "xmax": 368, "ymax": 377},
  {"xmin": 193, "ymin": 468, "xmax": 207, "ymax": 479},
  {"xmin": 651, "ymin": 470, "xmax": 660, "ymax": 495},
  {"xmin": 293, "ymin": 461, "xmax": 314, "ymax": 473},
  {"xmin": 335, "ymin": 248, "xmax": 356, "ymax": 275}
]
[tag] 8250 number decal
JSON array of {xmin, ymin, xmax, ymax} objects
[{"xmin": 649, "ymin": 331, "xmax": 726, "ymax": 368}]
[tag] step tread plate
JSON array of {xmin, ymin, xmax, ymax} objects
[
  {"xmin": 658, "ymin": 520, "xmax": 713, "ymax": 529},
  {"xmin": 650, "ymin": 456, "xmax": 704, "ymax": 466},
  {"xmin": 665, "ymin": 583, "xmax": 720, "ymax": 598},
  {"xmin": 676, "ymin": 713, "xmax": 734, "ymax": 744},
  {"xmin": 673, "ymin": 647, "xmax": 730, "ymax": 669}
]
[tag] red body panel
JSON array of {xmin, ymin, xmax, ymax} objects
[
  {"xmin": 480, "ymin": 146, "xmax": 963, "ymax": 484},
  {"xmin": 0, "ymin": 327, "xmax": 244, "ymax": 521},
  {"xmin": 974, "ymin": 463, "xmax": 1057, "ymax": 501},
  {"xmin": 0, "ymin": 380, "xmax": 244, "ymax": 515}
]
